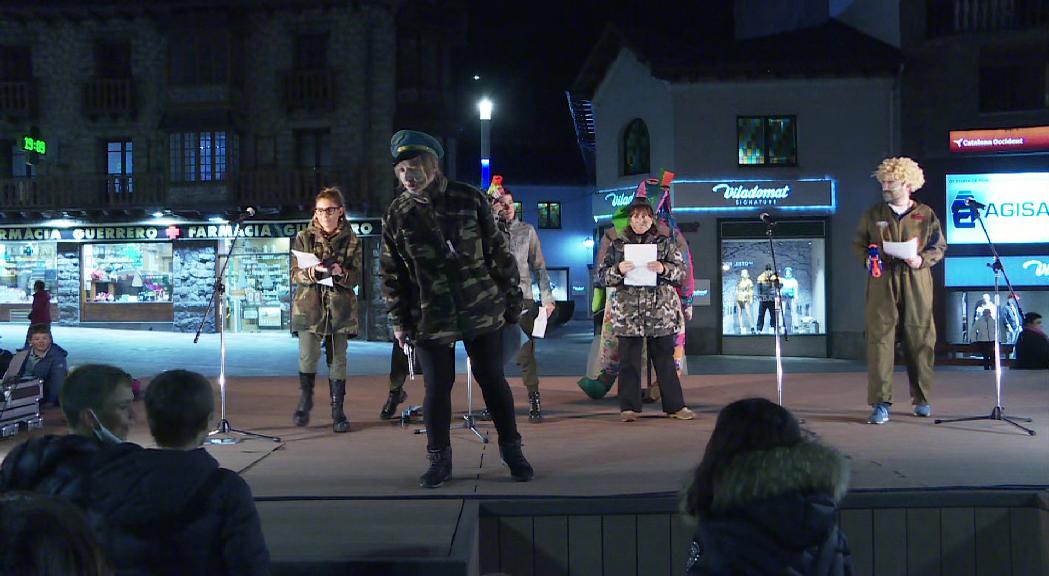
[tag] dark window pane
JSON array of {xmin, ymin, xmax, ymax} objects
[
  {"xmin": 94, "ymin": 41, "xmax": 131, "ymax": 78},
  {"xmin": 737, "ymin": 117, "xmax": 765, "ymax": 165},
  {"xmin": 622, "ymin": 119, "xmax": 650, "ymax": 176},
  {"xmin": 294, "ymin": 33, "xmax": 329, "ymax": 70},
  {"xmin": 766, "ymin": 117, "xmax": 796, "ymax": 165}
]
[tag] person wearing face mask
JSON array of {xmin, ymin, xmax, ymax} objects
[
  {"xmin": 0, "ymin": 364, "xmax": 136, "ymax": 507},
  {"xmin": 6, "ymin": 323, "xmax": 67, "ymax": 407},
  {"xmin": 598, "ymin": 191, "xmax": 695, "ymax": 422},
  {"xmin": 87, "ymin": 370, "xmax": 270, "ymax": 576},
  {"xmin": 291, "ymin": 186, "xmax": 362, "ymax": 433},
  {"xmin": 380, "ymin": 129, "xmax": 532, "ymax": 488},
  {"xmin": 854, "ymin": 157, "xmax": 946, "ymax": 425}
]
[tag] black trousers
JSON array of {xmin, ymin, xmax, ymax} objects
[
  {"xmin": 617, "ymin": 334, "xmax": 685, "ymax": 413},
  {"xmin": 756, "ymin": 300, "xmax": 776, "ymax": 331},
  {"xmin": 416, "ymin": 329, "xmax": 521, "ymax": 451}
]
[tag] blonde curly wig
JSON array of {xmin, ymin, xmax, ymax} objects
[{"xmin": 872, "ymin": 157, "xmax": 925, "ymax": 190}]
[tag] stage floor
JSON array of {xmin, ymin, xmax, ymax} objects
[{"xmin": 9, "ymin": 367, "xmax": 1045, "ymax": 498}]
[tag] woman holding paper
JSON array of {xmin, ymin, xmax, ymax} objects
[
  {"xmin": 598, "ymin": 194, "xmax": 695, "ymax": 422},
  {"xmin": 291, "ymin": 186, "xmax": 362, "ymax": 433}
]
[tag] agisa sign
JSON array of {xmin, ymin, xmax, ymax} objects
[{"xmin": 946, "ymin": 173, "xmax": 1049, "ymax": 244}]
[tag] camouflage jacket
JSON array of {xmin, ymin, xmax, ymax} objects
[
  {"xmin": 381, "ymin": 176, "xmax": 523, "ymax": 344},
  {"xmin": 291, "ymin": 219, "xmax": 361, "ymax": 335},
  {"xmin": 598, "ymin": 224, "xmax": 686, "ymax": 338},
  {"xmin": 502, "ymin": 219, "xmax": 554, "ymax": 305}
]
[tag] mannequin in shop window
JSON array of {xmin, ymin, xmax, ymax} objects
[
  {"xmin": 779, "ymin": 267, "xmax": 798, "ymax": 335},
  {"xmin": 734, "ymin": 270, "xmax": 753, "ymax": 335}
]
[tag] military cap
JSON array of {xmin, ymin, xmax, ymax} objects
[{"xmin": 390, "ymin": 130, "xmax": 444, "ymax": 164}]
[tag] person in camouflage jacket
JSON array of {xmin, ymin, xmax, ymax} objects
[
  {"xmin": 599, "ymin": 196, "xmax": 695, "ymax": 422},
  {"xmin": 291, "ymin": 186, "xmax": 361, "ymax": 433},
  {"xmin": 380, "ymin": 129, "xmax": 532, "ymax": 489}
]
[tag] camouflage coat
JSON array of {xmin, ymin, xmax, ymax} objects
[
  {"xmin": 291, "ymin": 219, "xmax": 361, "ymax": 335},
  {"xmin": 381, "ymin": 176, "xmax": 522, "ymax": 344},
  {"xmin": 598, "ymin": 224, "xmax": 686, "ymax": 338}
]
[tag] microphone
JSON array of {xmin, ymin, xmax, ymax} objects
[
  {"xmin": 233, "ymin": 206, "xmax": 256, "ymax": 221},
  {"xmin": 759, "ymin": 212, "xmax": 776, "ymax": 226},
  {"xmin": 965, "ymin": 198, "xmax": 987, "ymax": 210}
]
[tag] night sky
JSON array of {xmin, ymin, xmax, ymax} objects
[{"xmin": 455, "ymin": 1, "xmax": 734, "ymax": 186}]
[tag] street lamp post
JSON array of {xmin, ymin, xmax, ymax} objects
[{"xmin": 479, "ymin": 97, "xmax": 492, "ymax": 189}]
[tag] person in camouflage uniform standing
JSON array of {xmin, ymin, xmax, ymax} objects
[
  {"xmin": 380, "ymin": 130, "xmax": 533, "ymax": 488},
  {"xmin": 291, "ymin": 186, "xmax": 362, "ymax": 433},
  {"xmin": 854, "ymin": 157, "xmax": 946, "ymax": 425},
  {"xmin": 598, "ymin": 195, "xmax": 696, "ymax": 422}
]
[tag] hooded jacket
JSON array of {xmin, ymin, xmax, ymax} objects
[
  {"xmin": 0, "ymin": 434, "xmax": 108, "ymax": 507},
  {"xmin": 291, "ymin": 218, "xmax": 361, "ymax": 336},
  {"xmin": 88, "ymin": 446, "xmax": 270, "ymax": 576},
  {"xmin": 688, "ymin": 442, "xmax": 852, "ymax": 576},
  {"xmin": 380, "ymin": 176, "xmax": 522, "ymax": 344},
  {"xmin": 598, "ymin": 223, "xmax": 685, "ymax": 338}
]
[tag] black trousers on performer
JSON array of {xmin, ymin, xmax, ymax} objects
[
  {"xmin": 756, "ymin": 300, "xmax": 776, "ymax": 332},
  {"xmin": 617, "ymin": 334, "xmax": 685, "ymax": 413},
  {"xmin": 416, "ymin": 329, "xmax": 521, "ymax": 451}
]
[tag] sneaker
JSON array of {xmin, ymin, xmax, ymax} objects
[
  {"xmin": 913, "ymin": 403, "xmax": 932, "ymax": 417},
  {"xmin": 668, "ymin": 407, "xmax": 696, "ymax": 420},
  {"xmin": 620, "ymin": 410, "xmax": 640, "ymax": 422},
  {"xmin": 867, "ymin": 403, "xmax": 890, "ymax": 425}
]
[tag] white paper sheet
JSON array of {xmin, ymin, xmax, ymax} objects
[
  {"xmin": 882, "ymin": 238, "xmax": 918, "ymax": 259},
  {"xmin": 293, "ymin": 250, "xmax": 335, "ymax": 286},
  {"xmin": 624, "ymin": 244, "xmax": 658, "ymax": 286},
  {"xmin": 531, "ymin": 307, "xmax": 548, "ymax": 339}
]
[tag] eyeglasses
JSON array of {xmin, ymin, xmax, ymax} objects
[{"xmin": 314, "ymin": 207, "xmax": 343, "ymax": 215}]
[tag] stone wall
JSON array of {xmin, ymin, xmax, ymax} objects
[
  {"xmin": 56, "ymin": 243, "xmax": 81, "ymax": 324},
  {"xmin": 173, "ymin": 242, "xmax": 217, "ymax": 333}
]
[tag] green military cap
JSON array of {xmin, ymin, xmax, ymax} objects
[{"xmin": 390, "ymin": 130, "xmax": 444, "ymax": 164}]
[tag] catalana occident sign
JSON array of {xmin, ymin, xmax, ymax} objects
[
  {"xmin": 945, "ymin": 256, "xmax": 1049, "ymax": 288},
  {"xmin": 949, "ymin": 126, "xmax": 1049, "ymax": 154},
  {"xmin": 593, "ymin": 178, "xmax": 834, "ymax": 219},
  {"xmin": 0, "ymin": 220, "xmax": 382, "ymax": 242},
  {"xmin": 946, "ymin": 173, "xmax": 1049, "ymax": 244}
]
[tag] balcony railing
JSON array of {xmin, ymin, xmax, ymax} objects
[
  {"xmin": 0, "ymin": 169, "xmax": 361, "ymax": 212},
  {"xmin": 282, "ymin": 69, "xmax": 336, "ymax": 112},
  {"xmin": 927, "ymin": 0, "xmax": 1049, "ymax": 37},
  {"xmin": 83, "ymin": 78, "xmax": 136, "ymax": 117},
  {"xmin": 0, "ymin": 80, "xmax": 35, "ymax": 118}
]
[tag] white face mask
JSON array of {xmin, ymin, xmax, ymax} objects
[{"xmin": 88, "ymin": 409, "xmax": 123, "ymax": 445}]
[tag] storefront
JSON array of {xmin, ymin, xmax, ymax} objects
[{"xmin": 0, "ymin": 218, "xmax": 382, "ymax": 334}]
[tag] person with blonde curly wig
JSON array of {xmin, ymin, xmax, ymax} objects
[{"xmin": 854, "ymin": 157, "xmax": 946, "ymax": 425}]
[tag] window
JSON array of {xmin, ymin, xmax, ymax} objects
[
  {"xmin": 738, "ymin": 116, "xmax": 797, "ymax": 166},
  {"xmin": 294, "ymin": 33, "xmax": 329, "ymax": 70},
  {"xmin": 621, "ymin": 119, "xmax": 650, "ymax": 176},
  {"xmin": 979, "ymin": 61, "xmax": 1048, "ymax": 113},
  {"xmin": 0, "ymin": 45, "xmax": 31, "ymax": 81},
  {"xmin": 537, "ymin": 202, "xmax": 561, "ymax": 229},
  {"xmin": 294, "ymin": 129, "xmax": 332, "ymax": 170},
  {"xmin": 94, "ymin": 41, "xmax": 131, "ymax": 78},
  {"xmin": 169, "ymin": 33, "xmax": 229, "ymax": 85},
  {"xmin": 0, "ymin": 242, "xmax": 57, "ymax": 304},
  {"xmin": 106, "ymin": 139, "xmax": 133, "ymax": 194},
  {"xmin": 513, "ymin": 201, "xmax": 523, "ymax": 221},
  {"xmin": 10, "ymin": 141, "xmax": 36, "ymax": 177},
  {"xmin": 169, "ymin": 131, "xmax": 237, "ymax": 182},
  {"xmin": 82, "ymin": 243, "xmax": 173, "ymax": 304},
  {"xmin": 531, "ymin": 267, "xmax": 570, "ymax": 302}
]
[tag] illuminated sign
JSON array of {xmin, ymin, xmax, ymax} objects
[
  {"xmin": 593, "ymin": 178, "xmax": 834, "ymax": 219},
  {"xmin": 946, "ymin": 173, "xmax": 1049, "ymax": 244},
  {"xmin": 0, "ymin": 220, "xmax": 382, "ymax": 242},
  {"xmin": 949, "ymin": 126, "xmax": 1049, "ymax": 154},
  {"xmin": 22, "ymin": 136, "xmax": 46, "ymax": 155},
  {"xmin": 945, "ymin": 256, "xmax": 1049, "ymax": 287}
]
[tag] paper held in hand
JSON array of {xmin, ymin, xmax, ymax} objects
[
  {"xmin": 624, "ymin": 244, "xmax": 657, "ymax": 286},
  {"xmin": 292, "ymin": 249, "xmax": 335, "ymax": 287},
  {"xmin": 882, "ymin": 238, "xmax": 918, "ymax": 259},
  {"xmin": 531, "ymin": 307, "xmax": 548, "ymax": 339}
]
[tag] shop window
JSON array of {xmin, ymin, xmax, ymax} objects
[
  {"xmin": 218, "ymin": 238, "xmax": 292, "ymax": 332},
  {"xmin": 169, "ymin": 131, "xmax": 237, "ymax": 182},
  {"xmin": 537, "ymin": 201, "xmax": 561, "ymax": 229},
  {"xmin": 621, "ymin": 119, "xmax": 650, "ymax": 176},
  {"xmin": 0, "ymin": 242, "xmax": 56, "ymax": 304},
  {"xmin": 720, "ymin": 229, "xmax": 825, "ymax": 336},
  {"xmin": 530, "ymin": 267, "xmax": 569, "ymax": 302},
  {"xmin": 738, "ymin": 116, "xmax": 797, "ymax": 166},
  {"xmin": 82, "ymin": 243, "xmax": 173, "ymax": 303},
  {"xmin": 106, "ymin": 140, "xmax": 133, "ymax": 195}
]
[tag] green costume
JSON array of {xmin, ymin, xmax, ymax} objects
[{"xmin": 853, "ymin": 201, "xmax": 946, "ymax": 406}]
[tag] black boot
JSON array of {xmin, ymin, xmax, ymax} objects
[
  {"xmin": 419, "ymin": 446, "xmax": 452, "ymax": 488},
  {"xmin": 330, "ymin": 379, "xmax": 349, "ymax": 433},
  {"xmin": 380, "ymin": 388, "xmax": 408, "ymax": 420},
  {"xmin": 499, "ymin": 441, "xmax": 534, "ymax": 482},
  {"xmin": 528, "ymin": 391, "xmax": 543, "ymax": 423},
  {"xmin": 293, "ymin": 373, "xmax": 315, "ymax": 427}
]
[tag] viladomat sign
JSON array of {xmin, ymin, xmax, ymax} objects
[{"xmin": 593, "ymin": 178, "xmax": 834, "ymax": 218}]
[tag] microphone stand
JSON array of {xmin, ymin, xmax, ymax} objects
[
  {"xmin": 935, "ymin": 203, "xmax": 1033, "ymax": 436},
  {"xmin": 194, "ymin": 215, "xmax": 281, "ymax": 445},
  {"xmin": 763, "ymin": 216, "xmax": 789, "ymax": 406}
]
